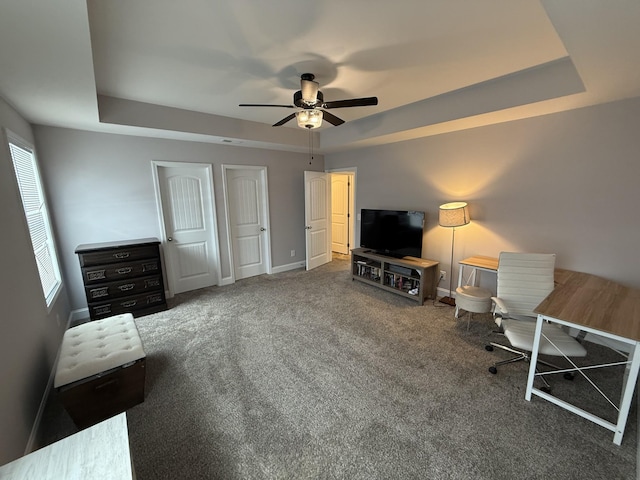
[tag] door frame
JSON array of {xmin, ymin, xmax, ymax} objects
[
  {"xmin": 221, "ymin": 164, "xmax": 272, "ymax": 283},
  {"xmin": 151, "ymin": 160, "xmax": 222, "ymax": 297},
  {"xmin": 327, "ymin": 166, "xmax": 357, "ymax": 255}
]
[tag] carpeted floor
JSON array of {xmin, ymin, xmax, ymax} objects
[{"xmin": 40, "ymin": 256, "xmax": 637, "ymax": 479}]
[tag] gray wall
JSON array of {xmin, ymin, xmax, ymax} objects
[
  {"xmin": 325, "ymin": 96, "xmax": 640, "ymax": 291},
  {"xmin": 33, "ymin": 127, "xmax": 323, "ymax": 313},
  {"xmin": 0, "ymin": 99, "xmax": 70, "ymax": 464},
  {"xmin": 3, "ymin": 92, "xmax": 640, "ymax": 465}
]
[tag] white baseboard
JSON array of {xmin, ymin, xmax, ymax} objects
[
  {"xmin": 24, "ymin": 310, "xmax": 73, "ymax": 455},
  {"xmin": 271, "ymin": 261, "xmax": 305, "ymax": 274},
  {"xmin": 70, "ymin": 308, "xmax": 89, "ymax": 327},
  {"xmin": 436, "ymin": 286, "xmax": 456, "ymax": 299}
]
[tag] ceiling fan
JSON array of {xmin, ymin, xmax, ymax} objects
[{"xmin": 239, "ymin": 73, "xmax": 378, "ymax": 129}]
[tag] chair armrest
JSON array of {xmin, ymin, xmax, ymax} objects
[
  {"xmin": 491, "ymin": 296, "xmax": 509, "ymax": 328},
  {"xmin": 491, "ymin": 296, "xmax": 509, "ymax": 315}
]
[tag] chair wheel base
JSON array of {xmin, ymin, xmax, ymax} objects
[
  {"xmin": 489, "ymin": 366, "xmax": 497, "ymax": 374},
  {"xmin": 485, "ymin": 345, "xmax": 494, "ymax": 352}
]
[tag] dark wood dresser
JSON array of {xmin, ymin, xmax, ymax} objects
[{"xmin": 75, "ymin": 238, "xmax": 168, "ymax": 320}]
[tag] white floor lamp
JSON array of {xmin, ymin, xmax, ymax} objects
[{"xmin": 439, "ymin": 202, "xmax": 470, "ymax": 306}]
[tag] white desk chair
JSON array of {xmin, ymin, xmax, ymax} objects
[{"xmin": 486, "ymin": 252, "xmax": 587, "ymax": 391}]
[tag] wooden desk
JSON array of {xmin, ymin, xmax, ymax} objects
[
  {"xmin": 457, "ymin": 256, "xmax": 576, "ymax": 294},
  {"xmin": 528, "ymin": 271, "xmax": 640, "ymax": 445},
  {"xmin": 0, "ymin": 413, "xmax": 134, "ymax": 479}
]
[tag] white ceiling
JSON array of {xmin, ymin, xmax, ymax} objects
[{"xmin": 1, "ymin": 0, "xmax": 639, "ymax": 153}]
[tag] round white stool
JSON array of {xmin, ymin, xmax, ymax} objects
[{"xmin": 455, "ymin": 285, "xmax": 492, "ymax": 330}]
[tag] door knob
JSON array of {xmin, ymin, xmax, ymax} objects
[
  {"xmin": 167, "ymin": 237, "xmax": 173, "ymax": 241},
  {"xmin": 260, "ymin": 227, "xmax": 266, "ymax": 231},
  {"xmin": 305, "ymin": 226, "xmax": 312, "ymax": 230}
]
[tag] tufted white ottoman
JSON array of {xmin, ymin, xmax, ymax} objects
[
  {"xmin": 55, "ymin": 313, "xmax": 146, "ymax": 428},
  {"xmin": 455, "ymin": 285, "xmax": 492, "ymax": 330}
]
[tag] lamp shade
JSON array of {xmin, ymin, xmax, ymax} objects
[
  {"xmin": 439, "ymin": 202, "xmax": 470, "ymax": 228},
  {"xmin": 296, "ymin": 110, "xmax": 323, "ymax": 129}
]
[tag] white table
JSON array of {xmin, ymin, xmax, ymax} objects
[
  {"xmin": 455, "ymin": 256, "xmax": 498, "ymax": 317},
  {"xmin": 527, "ymin": 270, "xmax": 640, "ymax": 445},
  {"xmin": 0, "ymin": 413, "xmax": 134, "ymax": 479},
  {"xmin": 457, "ymin": 255, "xmax": 499, "ymax": 287}
]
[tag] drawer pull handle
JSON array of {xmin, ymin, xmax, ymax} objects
[
  {"xmin": 87, "ymin": 270, "xmax": 106, "ymax": 281},
  {"xmin": 121, "ymin": 300, "xmax": 137, "ymax": 307},
  {"xmin": 118, "ymin": 283, "xmax": 135, "ymax": 291},
  {"xmin": 116, "ymin": 267, "xmax": 133, "ymax": 274},
  {"xmin": 89, "ymin": 287, "xmax": 109, "ymax": 298},
  {"xmin": 95, "ymin": 305, "xmax": 112, "ymax": 315},
  {"xmin": 113, "ymin": 252, "xmax": 130, "ymax": 259},
  {"xmin": 147, "ymin": 293, "xmax": 163, "ymax": 303}
]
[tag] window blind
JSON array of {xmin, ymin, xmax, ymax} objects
[{"xmin": 8, "ymin": 136, "xmax": 61, "ymax": 305}]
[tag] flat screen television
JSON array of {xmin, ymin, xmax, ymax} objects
[{"xmin": 360, "ymin": 209, "xmax": 425, "ymax": 258}]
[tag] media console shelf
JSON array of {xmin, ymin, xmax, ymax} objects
[{"xmin": 351, "ymin": 248, "xmax": 439, "ymax": 305}]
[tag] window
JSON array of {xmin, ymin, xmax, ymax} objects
[{"xmin": 6, "ymin": 131, "xmax": 62, "ymax": 308}]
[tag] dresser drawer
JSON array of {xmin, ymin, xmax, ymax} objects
[
  {"xmin": 84, "ymin": 274, "xmax": 163, "ymax": 302},
  {"xmin": 89, "ymin": 291, "xmax": 167, "ymax": 320},
  {"xmin": 82, "ymin": 258, "xmax": 161, "ymax": 284},
  {"xmin": 78, "ymin": 245, "xmax": 159, "ymax": 267}
]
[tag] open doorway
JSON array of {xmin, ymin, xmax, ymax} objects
[
  {"xmin": 303, "ymin": 168, "xmax": 357, "ymax": 270},
  {"xmin": 329, "ymin": 168, "xmax": 356, "ymax": 261}
]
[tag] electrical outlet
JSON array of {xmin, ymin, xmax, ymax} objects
[
  {"xmin": 291, "ymin": 249, "xmax": 295, "ymax": 257},
  {"xmin": 440, "ymin": 270, "xmax": 446, "ymax": 281}
]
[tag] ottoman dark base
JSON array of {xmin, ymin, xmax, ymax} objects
[{"xmin": 58, "ymin": 358, "xmax": 146, "ymax": 429}]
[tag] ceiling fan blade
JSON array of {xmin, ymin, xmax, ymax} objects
[
  {"xmin": 239, "ymin": 103, "xmax": 296, "ymax": 108},
  {"xmin": 322, "ymin": 97, "xmax": 378, "ymax": 109},
  {"xmin": 272, "ymin": 113, "xmax": 296, "ymax": 127},
  {"xmin": 321, "ymin": 110, "xmax": 345, "ymax": 126}
]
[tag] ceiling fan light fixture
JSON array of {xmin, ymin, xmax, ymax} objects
[
  {"xmin": 300, "ymin": 74, "xmax": 319, "ymax": 104},
  {"xmin": 296, "ymin": 109, "xmax": 323, "ymax": 129},
  {"xmin": 301, "ymin": 80, "xmax": 319, "ymax": 104},
  {"xmin": 240, "ymin": 72, "xmax": 377, "ymax": 128}
]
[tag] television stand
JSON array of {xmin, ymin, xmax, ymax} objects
[{"xmin": 351, "ymin": 248, "xmax": 439, "ymax": 305}]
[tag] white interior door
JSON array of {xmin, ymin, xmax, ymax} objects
[
  {"xmin": 154, "ymin": 163, "xmax": 220, "ymax": 295},
  {"xmin": 305, "ymin": 171, "xmax": 331, "ymax": 270},
  {"xmin": 331, "ymin": 173, "xmax": 353, "ymax": 254},
  {"xmin": 224, "ymin": 166, "xmax": 270, "ymax": 280}
]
